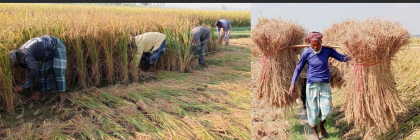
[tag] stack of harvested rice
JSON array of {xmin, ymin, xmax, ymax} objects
[
  {"xmin": 328, "ymin": 49, "xmax": 349, "ymax": 89},
  {"xmin": 251, "ymin": 18, "xmax": 305, "ymax": 108},
  {"xmin": 323, "ymin": 18, "xmax": 410, "ymax": 133},
  {"xmin": 249, "ymin": 43, "xmax": 263, "ymax": 58}
]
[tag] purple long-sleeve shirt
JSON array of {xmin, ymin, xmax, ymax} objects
[{"xmin": 291, "ymin": 46, "xmax": 349, "ymax": 85}]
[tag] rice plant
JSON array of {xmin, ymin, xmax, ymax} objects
[{"xmin": 0, "ymin": 3, "xmax": 250, "ymax": 112}]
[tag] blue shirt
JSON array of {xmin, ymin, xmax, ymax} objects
[
  {"xmin": 216, "ymin": 19, "xmax": 231, "ymax": 38},
  {"xmin": 17, "ymin": 35, "xmax": 59, "ymax": 89},
  {"xmin": 291, "ymin": 46, "xmax": 349, "ymax": 85}
]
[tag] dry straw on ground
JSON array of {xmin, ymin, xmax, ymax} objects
[
  {"xmin": 251, "ymin": 17, "xmax": 305, "ymax": 108},
  {"xmin": 323, "ymin": 18, "xmax": 410, "ymax": 134}
]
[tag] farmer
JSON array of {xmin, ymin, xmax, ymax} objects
[
  {"xmin": 8, "ymin": 35, "xmax": 67, "ymax": 108},
  {"xmin": 288, "ymin": 31, "xmax": 350, "ymax": 139},
  {"xmin": 131, "ymin": 32, "xmax": 166, "ymax": 75},
  {"xmin": 215, "ymin": 19, "xmax": 231, "ymax": 46},
  {"xmin": 190, "ymin": 26, "xmax": 211, "ymax": 66}
]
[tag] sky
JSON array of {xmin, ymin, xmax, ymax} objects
[
  {"xmin": 164, "ymin": 3, "xmax": 251, "ymax": 11},
  {"xmin": 251, "ymin": 3, "xmax": 420, "ymax": 35}
]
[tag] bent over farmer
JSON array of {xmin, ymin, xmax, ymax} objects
[
  {"xmin": 132, "ymin": 32, "xmax": 166, "ymax": 75},
  {"xmin": 190, "ymin": 26, "xmax": 211, "ymax": 66},
  {"xmin": 215, "ymin": 19, "xmax": 231, "ymax": 46},
  {"xmin": 288, "ymin": 31, "xmax": 350, "ymax": 140},
  {"xmin": 8, "ymin": 35, "xmax": 67, "ymax": 108}
]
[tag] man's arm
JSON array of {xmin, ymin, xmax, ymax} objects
[
  {"xmin": 134, "ymin": 41, "xmax": 145, "ymax": 67},
  {"xmin": 225, "ymin": 21, "xmax": 231, "ymax": 40},
  {"xmin": 291, "ymin": 52, "xmax": 308, "ymax": 85},
  {"xmin": 222, "ymin": 24, "xmax": 228, "ymax": 38},
  {"xmin": 330, "ymin": 48, "xmax": 350, "ymax": 62},
  {"xmin": 21, "ymin": 56, "xmax": 39, "ymax": 89},
  {"xmin": 216, "ymin": 26, "xmax": 221, "ymax": 37}
]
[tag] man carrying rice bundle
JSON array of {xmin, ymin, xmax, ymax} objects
[
  {"xmin": 288, "ymin": 31, "xmax": 350, "ymax": 139},
  {"xmin": 8, "ymin": 35, "xmax": 67, "ymax": 109},
  {"xmin": 190, "ymin": 26, "xmax": 211, "ymax": 67},
  {"xmin": 131, "ymin": 32, "xmax": 166, "ymax": 75},
  {"xmin": 215, "ymin": 19, "xmax": 231, "ymax": 46}
]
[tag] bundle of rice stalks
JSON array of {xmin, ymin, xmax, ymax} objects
[
  {"xmin": 249, "ymin": 43, "xmax": 262, "ymax": 58},
  {"xmin": 328, "ymin": 62, "xmax": 345, "ymax": 88},
  {"xmin": 251, "ymin": 17, "xmax": 305, "ymax": 108},
  {"xmin": 328, "ymin": 48, "xmax": 349, "ymax": 89},
  {"xmin": 323, "ymin": 18, "xmax": 410, "ymax": 134}
]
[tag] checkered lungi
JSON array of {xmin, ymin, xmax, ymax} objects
[
  {"xmin": 36, "ymin": 39, "xmax": 67, "ymax": 92},
  {"xmin": 142, "ymin": 39, "xmax": 166, "ymax": 65}
]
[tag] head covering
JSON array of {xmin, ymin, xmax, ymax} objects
[
  {"xmin": 305, "ymin": 31, "xmax": 323, "ymax": 44},
  {"xmin": 8, "ymin": 50, "xmax": 18, "ymax": 65}
]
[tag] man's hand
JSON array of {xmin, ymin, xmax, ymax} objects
[
  {"xmin": 14, "ymin": 85, "xmax": 23, "ymax": 92},
  {"xmin": 345, "ymin": 55, "xmax": 351, "ymax": 61},
  {"xmin": 288, "ymin": 85, "xmax": 295, "ymax": 97}
]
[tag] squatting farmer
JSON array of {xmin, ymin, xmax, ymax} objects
[
  {"xmin": 215, "ymin": 19, "xmax": 231, "ymax": 46},
  {"xmin": 190, "ymin": 26, "xmax": 211, "ymax": 67},
  {"xmin": 131, "ymin": 32, "xmax": 166, "ymax": 75},
  {"xmin": 8, "ymin": 35, "xmax": 68, "ymax": 108},
  {"xmin": 288, "ymin": 31, "xmax": 350, "ymax": 140}
]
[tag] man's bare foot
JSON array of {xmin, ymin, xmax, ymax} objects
[
  {"xmin": 319, "ymin": 120, "xmax": 328, "ymax": 138},
  {"xmin": 25, "ymin": 92, "xmax": 41, "ymax": 102},
  {"xmin": 312, "ymin": 133, "xmax": 321, "ymax": 140},
  {"xmin": 320, "ymin": 130, "xmax": 328, "ymax": 138},
  {"xmin": 312, "ymin": 126, "xmax": 321, "ymax": 140},
  {"xmin": 59, "ymin": 92, "xmax": 66, "ymax": 108}
]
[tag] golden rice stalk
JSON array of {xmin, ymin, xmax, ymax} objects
[
  {"xmin": 328, "ymin": 48, "xmax": 349, "ymax": 89},
  {"xmin": 323, "ymin": 17, "xmax": 410, "ymax": 134},
  {"xmin": 249, "ymin": 43, "xmax": 262, "ymax": 58},
  {"xmin": 251, "ymin": 17, "xmax": 305, "ymax": 108}
]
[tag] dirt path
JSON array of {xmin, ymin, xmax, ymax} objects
[{"xmin": 296, "ymin": 108, "xmax": 315, "ymax": 139}]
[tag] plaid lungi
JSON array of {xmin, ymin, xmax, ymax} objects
[
  {"xmin": 36, "ymin": 39, "xmax": 67, "ymax": 92},
  {"xmin": 142, "ymin": 39, "xmax": 166, "ymax": 65}
]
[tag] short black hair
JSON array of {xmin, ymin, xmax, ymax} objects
[{"xmin": 215, "ymin": 21, "xmax": 221, "ymax": 26}]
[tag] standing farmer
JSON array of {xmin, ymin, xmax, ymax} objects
[
  {"xmin": 288, "ymin": 32, "xmax": 350, "ymax": 139},
  {"xmin": 215, "ymin": 19, "xmax": 231, "ymax": 46},
  {"xmin": 190, "ymin": 26, "xmax": 211, "ymax": 66},
  {"xmin": 132, "ymin": 32, "xmax": 166, "ymax": 75},
  {"xmin": 8, "ymin": 35, "xmax": 67, "ymax": 108}
]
